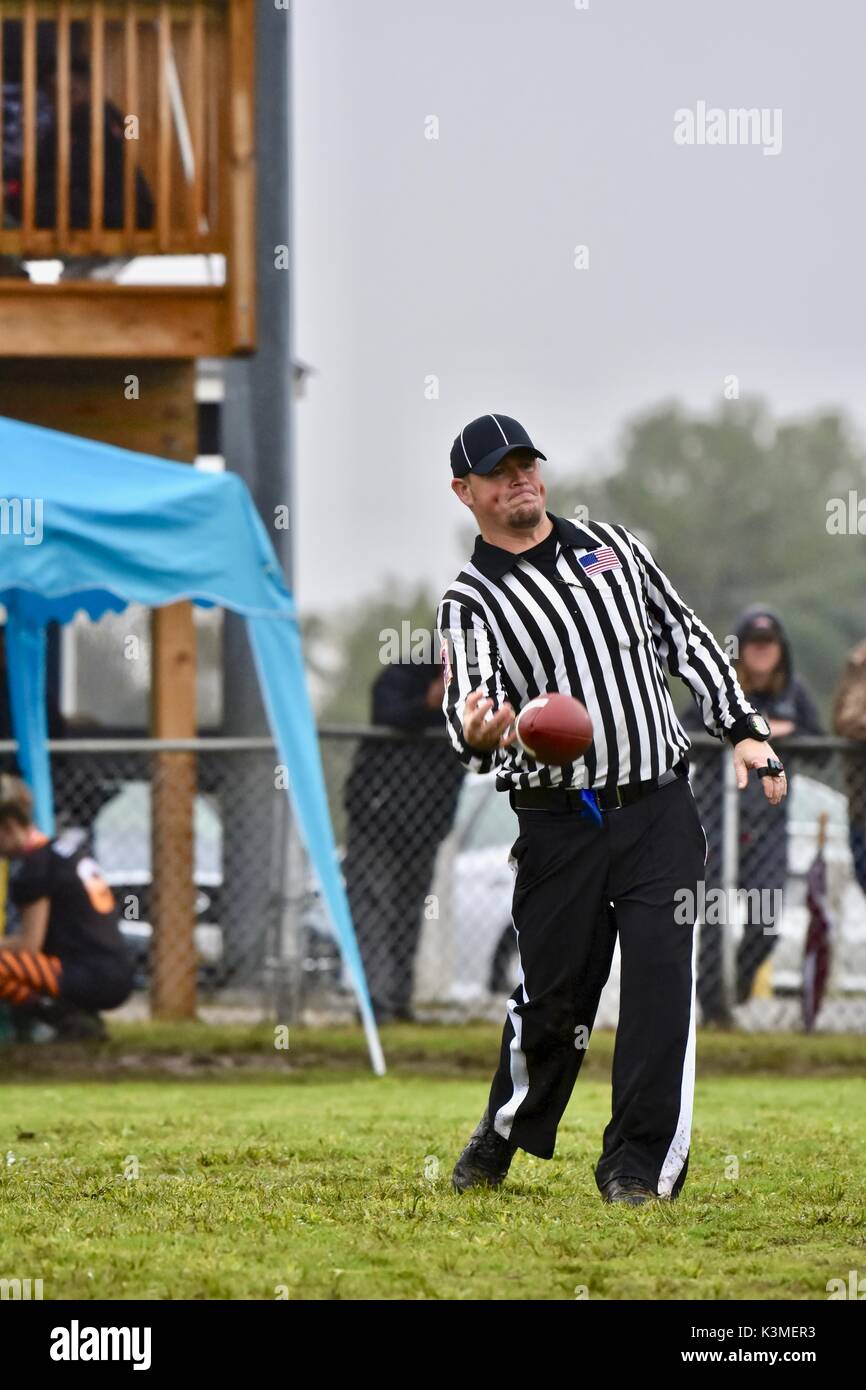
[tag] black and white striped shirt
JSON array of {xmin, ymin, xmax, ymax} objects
[{"xmin": 436, "ymin": 513, "xmax": 754, "ymax": 791}]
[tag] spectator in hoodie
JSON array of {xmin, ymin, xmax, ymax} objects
[
  {"xmin": 683, "ymin": 607, "xmax": 822, "ymax": 1019},
  {"xmin": 342, "ymin": 660, "xmax": 465, "ymax": 1023},
  {"xmin": 832, "ymin": 639, "xmax": 866, "ymax": 898}
]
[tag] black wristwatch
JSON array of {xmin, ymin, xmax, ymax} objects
[{"xmin": 727, "ymin": 713, "xmax": 771, "ymax": 746}]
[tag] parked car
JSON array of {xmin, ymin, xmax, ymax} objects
[
  {"xmin": 91, "ymin": 780, "xmax": 342, "ymax": 998},
  {"xmin": 92, "ymin": 781, "xmax": 225, "ymax": 988}
]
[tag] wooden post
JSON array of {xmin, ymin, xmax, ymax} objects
[
  {"xmin": 57, "ymin": 2, "xmax": 71, "ymax": 253},
  {"xmin": 21, "ymin": 0, "xmax": 36, "ymax": 238},
  {"xmin": 156, "ymin": 0, "xmax": 172, "ymax": 253},
  {"xmin": 90, "ymin": 0, "xmax": 106, "ymax": 249},
  {"xmin": 226, "ymin": 0, "xmax": 256, "ymax": 350},
  {"xmin": 150, "ymin": 602, "xmax": 198, "ymax": 1019}
]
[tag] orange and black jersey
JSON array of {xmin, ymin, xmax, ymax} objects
[{"xmin": 9, "ymin": 832, "xmax": 128, "ymax": 967}]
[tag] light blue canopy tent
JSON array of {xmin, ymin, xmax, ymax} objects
[{"xmin": 0, "ymin": 415, "xmax": 384, "ymax": 1075}]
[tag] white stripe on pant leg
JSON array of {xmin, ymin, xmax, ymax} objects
[
  {"xmin": 493, "ymin": 919, "xmax": 530, "ymax": 1141},
  {"xmin": 657, "ymin": 926, "xmax": 698, "ymax": 1197}
]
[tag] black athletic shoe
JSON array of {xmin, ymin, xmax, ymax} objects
[
  {"xmin": 8, "ymin": 999, "xmax": 107, "ymax": 1044},
  {"xmin": 55, "ymin": 1008, "xmax": 108, "ymax": 1041},
  {"xmin": 39, "ymin": 1000, "xmax": 108, "ymax": 1042},
  {"xmin": 452, "ymin": 1109, "xmax": 517, "ymax": 1192},
  {"xmin": 602, "ymin": 1175, "xmax": 657, "ymax": 1206}
]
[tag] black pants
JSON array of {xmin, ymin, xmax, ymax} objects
[
  {"xmin": 487, "ymin": 774, "xmax": 706, "ymax": 1198},
  {"xmin": 60, "ymin": 954, "xmax": 134, "ymax": 1012}
]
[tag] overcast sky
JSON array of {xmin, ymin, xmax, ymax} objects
[{"xmin": 292, "ymin": 0, "xmax": 866, "ymax": 615}]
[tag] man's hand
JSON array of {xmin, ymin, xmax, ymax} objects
[
  {"xmin": 462, "ymin": 688, "xmax": 517, "ymax": 752},
  {"xmin": 733, "ymin": 738, "xmax": 787, "ymax": 805}
]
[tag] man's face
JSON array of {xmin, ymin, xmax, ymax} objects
[{"xmin": 452, "ymin": 450, "xmax": 546, "ymax": 531}]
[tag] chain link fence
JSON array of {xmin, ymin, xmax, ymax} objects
[
  {"xmin": 1, "ymin": 732, "xmax": 865, "ymax": 1032},
  {"xmin": 316, "ymin": 729, "xmax": 866, "ymax": 1033}
]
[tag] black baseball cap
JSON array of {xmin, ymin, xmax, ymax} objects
[
  {"xmin": 741, "ymin": 613, "xmax": 783, "ymax": 643},
  {"xmin": 450, "ymin": 413, "xmax": 547, "ymax": 478}
]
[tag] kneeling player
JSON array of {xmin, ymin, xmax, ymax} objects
[{"xmin": 0, "ymin": 775, "xmax": 133, "ymax": 1040}]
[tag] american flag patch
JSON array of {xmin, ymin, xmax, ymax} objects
[{"xmin": 578, "ymin": 546, "xmax": 621, "ymax": 576}]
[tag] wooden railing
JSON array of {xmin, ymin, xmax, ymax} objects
[{"xmin": 0, "ymin": 0, "xmax": 252, "ymax": 266}]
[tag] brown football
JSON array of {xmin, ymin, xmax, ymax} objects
[{"xmin": 514, "ymin": 693, "xmax": 594, "ymax": 766}]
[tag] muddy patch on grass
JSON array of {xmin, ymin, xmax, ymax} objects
[{"xmin": 0, "ymin": 1044, "xmax": 498, "ymax": 1081}]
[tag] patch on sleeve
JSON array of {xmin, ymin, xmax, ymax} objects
[{"xmin": 440, "ymin": 638, "xmax": 453, "ymax": 686}]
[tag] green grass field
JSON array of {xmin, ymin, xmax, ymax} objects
[{"xmin": 1, "ymin": 1026, "xmax": 864, "ymax": 1300}]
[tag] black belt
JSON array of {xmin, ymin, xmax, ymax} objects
[{"xmin": 510, "ymin": 759, "xmax": 688, "ymax": 813}]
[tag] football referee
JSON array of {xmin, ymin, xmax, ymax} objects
[{"xmin": 436, "ymin": 413, "xmax": 786, "ymax": 1205}]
